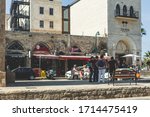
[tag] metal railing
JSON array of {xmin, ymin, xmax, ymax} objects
[{"xmin": 115, "ymin": 9, "xmax": 139, "ymax": 19}]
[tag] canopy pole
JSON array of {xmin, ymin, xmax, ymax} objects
[{"xmin": 39, "ymin": 56, "xmax": 41, "ymax": 73}]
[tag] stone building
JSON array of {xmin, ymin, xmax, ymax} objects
[
  {"xmin": 10, "ymin": 0, "xmax": 62, "ymax": 34},
  {"xmin": 0, "ymin": 0, "xmax": 6, "ymax": 86},
  {"xmin": 5, "ymin": 0, "xmax": 142, "ymax": 78},
  {"xmin": 0, "ymin": 0, "xmax": 5, "ymax": 71},
  {"xmin": 5, "ymin": 14, "xmax": 11, "ymax": 31},
  {"xmin": 5, "ymin": 31, "xmax": 107, "ymax": 76},
  {"xmin": 70, "ymin": 0, "xmax": 141, "ymax": 65}
]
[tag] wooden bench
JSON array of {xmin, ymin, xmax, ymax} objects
[{"xmin": 111, "ymin": 68, "xmax": 137, "ymax": 85}]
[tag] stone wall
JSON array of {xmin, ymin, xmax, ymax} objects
[
  {"xmin": 6, "ymin": 31, "xmax": 107, "ymax": 55},
  {"xmin": 0, "ymin": 0, "xmax": 5, "ymax": 71},
  {"xmin": 0, "ymin": 0, "xmax": 6, "ymax": 87},
  {"xmin": 0, "ymin": 71, "xmax": 6, "ymax": 87},
  {"xmin": 0, "ymin": 86, "xmax": 150, "ymax": 100}
]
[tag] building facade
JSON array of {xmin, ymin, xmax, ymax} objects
[
  {"xmin": 0, "ymin": 0, "xmax": 6, "ymax": 87},
  {"xmin": 6, "ymin": 0, "xmax": 142, "ymax": 76},
  {"xmin": 62, "ymin": 6, "xmax": 70, "ymax": 34},
  {"xmin": 70, "ymin": 0, "xmax": 141, "ymax": 65},
  {"xmin": 10, "ymin": 0, "xmax": 62, "ymax": 34},
  {"xmin": 5, "ymin": 31, "xmax": 106, "ymax": 76},
  {"xmin": 5, "ymin": 14, "xmax": 11, "ymax": 31},
  {"xmin": 0, "ymin": 0, "xmax": 5, "ymax": 71}
]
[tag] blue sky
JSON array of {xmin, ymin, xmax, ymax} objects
[{"xmin": 6, "ymin": 0, "xmax": 150, "ymax": 58}]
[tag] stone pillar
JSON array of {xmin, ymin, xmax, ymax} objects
[
  {"xmin": 26, "ymin": 50, "xmax": 31, "ymax": 67},
  {"xmin": 67, "ymin": 34, "xmax": 71, "ymax": 48},
  {"xmin": 0, "ymin": 0, "xmax": 6, "ymax": 87},
  {"xmin": 132, "ymin": 50, "xmax": 137, "ymax": 66},
  {"xmin": 112, "ymin": 43, "xmax": 116, "ymax": 58}
]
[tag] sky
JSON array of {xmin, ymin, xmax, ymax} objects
[{"xmin": 5, "ymin": 0, "xmax": 150, "ymax": 58}]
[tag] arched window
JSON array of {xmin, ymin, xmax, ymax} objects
[
  {"xmin": 123, "ymin": 5, "xmax": 127, "ymax": 16},
  {"xmin": 8, "ymin": 41, "xmax": 24, "ymax": 50},
  {"xmin": 130, "ymin": 6, "xmax": 134, "ymax": 17},
  {"xmin": 116, "ymin": 4, "xmax": 120, "ymax": 16}
]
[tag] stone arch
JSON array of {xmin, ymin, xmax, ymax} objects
[
  {"xmin": 6, "ymin": 40, "xmax": 25, "ymax": 50},
  {"xmin": 6, "ymin": 41, "xmax": 26, "ymax": 70},
  {"xmin": 114, "ymin": 37, "xmax": 137, "ymax": 66},
  {"xmin": 116, "ymin": 40, "xmax": 128, "ymax": 54},
  {"xmin": 32, "ymin": 42, "xmax": 50, "ymax": 54},
  {"xmin": 115, "ymin": 37, "xmax": 137, "ymax": 54}
]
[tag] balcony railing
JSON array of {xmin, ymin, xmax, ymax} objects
[
  {"xmin": 11, "ymin": 0, "xmax": 30, "ymax": 5},
  {"xmin": 12, "ymin": 0, "xmax": 30, "ymax": 3},
  {"xmin": 10, "ymin": 0, "xmax": 30, "ymax": 14},
  {"xmin": 115, "ymin": 9, "xmax": 139, "ymax": 19}
]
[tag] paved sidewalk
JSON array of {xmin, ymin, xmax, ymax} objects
[
  {"xmin": 0, "ymin": 77, "xmax": 150, "ymax": 93},
  {"xmin": 0, "ymin": 77, "xmax": 150, "ymax": 100}
]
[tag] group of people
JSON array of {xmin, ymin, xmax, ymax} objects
[
  {"xmin": 88, "ymin": 55, "xmax": 117, "ymax": 83},
  {"xmin": 71, "ymin": 54, "xmax": 118, "ymax": 83},
  {"xmin": 71, "ymin": 64, "xmax": 90, "ymax": 80}
]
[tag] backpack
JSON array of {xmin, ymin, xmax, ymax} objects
[{"xmin": 98, "ymin": 60, "xmax": 105, "ymax": 67}]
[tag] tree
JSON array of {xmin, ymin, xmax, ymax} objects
[
  {"xmin": 141, "ymin": 28, "xmax": 146, "ymax": 35},
  {"xmin": 144, "ymin": 51, "xmax": 150, "ymax": 70}
]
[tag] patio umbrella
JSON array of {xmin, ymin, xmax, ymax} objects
[
  {"xmin": 122, "ymin": 54, "xmax": 141, "ymax": 65},
  {"xmin": 122, "ymin": 54, "xmax": 140, "ymax": 58}
]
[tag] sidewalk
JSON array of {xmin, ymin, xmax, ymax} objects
[
  {"xmin": 1, "ymin": 77, "xmax": 150, "ymax": 91},
  {"xmin": 0, "ymin": 77, "xmax": 150, "ymax": 100}
]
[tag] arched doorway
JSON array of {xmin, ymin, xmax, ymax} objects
[
  {"xmin": 32, "ymin": 43, "xmax": 50, "ymax": 69},
  {"xmin": 115, "ymin": 40, "xmax": 129, "ymax": 67},
  {"xmin": 6, "ymin": 41, "xmax": 26, "ymax": 70}
]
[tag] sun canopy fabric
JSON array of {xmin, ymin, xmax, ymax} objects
[
  {"xmin": 122, "ymin": 54, "xmax": 140, "ymax": 58},
  {"xmin": 33, "ymin": 54, "xmax": 91, "ymax": 61}
]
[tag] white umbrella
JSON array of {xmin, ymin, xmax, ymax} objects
[
  {"xmin": 122, "ymin": 54, "xmax": 140, "ymax": 58},
  {"xmin": 122, "ymin": 54, "xmax": 141, "ymax": 65}
]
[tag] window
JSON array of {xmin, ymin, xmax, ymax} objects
[
  {"xmin": 116, "ymin": 4, "xmax": 120, "ymax": 16},
  {"xmin": 130, "ymin": 6, "xmax": 134, "ymax": 17},
  {"xmin": 63, "ymin": 9, "xmax": 69, "ymax": 19},
  {"xmin": 49, "ymin": 0, "xmax": 53, "ymax": 1},
  {"xmin": 39, "ymin": 7, "xmax": 44, "ymax": 14},
  {"xmin": 63, "ymin": 21, "xmax": 69, "ymax": 32},
  {"xmin": 49, "ymin": 8, "xmax": 54, "ymax": 15},
  {"xmin": 49, "ymin": 21, "xmax": 54, "ymax": 28},
  {"xmin": 123, "ymin": 5, "xmax": 127, "ymax": 16},
  {"xmin": 40, "ymin": 20, "xmax": 44, "ymax": 28}
]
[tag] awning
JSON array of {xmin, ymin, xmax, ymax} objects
[
  {"xmin": 122, "ymin": 54, "xmax": 141, "ymax": 58},
  {"xmin": 6, "ymin": 54, "xmax": 26, "ymax": 58},
  {"xmin": 33, "ymin": 54, "xmax": 91, "ymax": 61},
  {"xmin": 33, "ymin": 54, "xmax": 59, "ymax": 59},
  {"xmin": 59, "ymin": 55, "xmax": 91, "ymax": 61}
]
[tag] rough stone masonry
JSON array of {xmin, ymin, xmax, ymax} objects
[
  {"xmin": 0, "ymin": 0, "xmax": 6, "ymax": 87},
  {"xmin": 0, "ymin": 86, "xmax": 150, "ymax": 100}
]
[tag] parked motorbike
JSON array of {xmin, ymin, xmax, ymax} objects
[{"xmin": 46, "ymin": 69, "xmax": 56, "ymax": 80}]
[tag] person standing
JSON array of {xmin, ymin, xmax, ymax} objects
[
  {"xmin": 108, "ymin": 57, "xmax": 117, "ymax": 78},
  {"xmin": 93, "ymin": 56, "xmax": 99, "ymax": 82},
  {"xmin": 87, "ymin": 56, "xmax": 94, "ymax": 82},
  {"xmin": 96, "ymin": 55, "xmax": 106, "ymax": 83}
]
